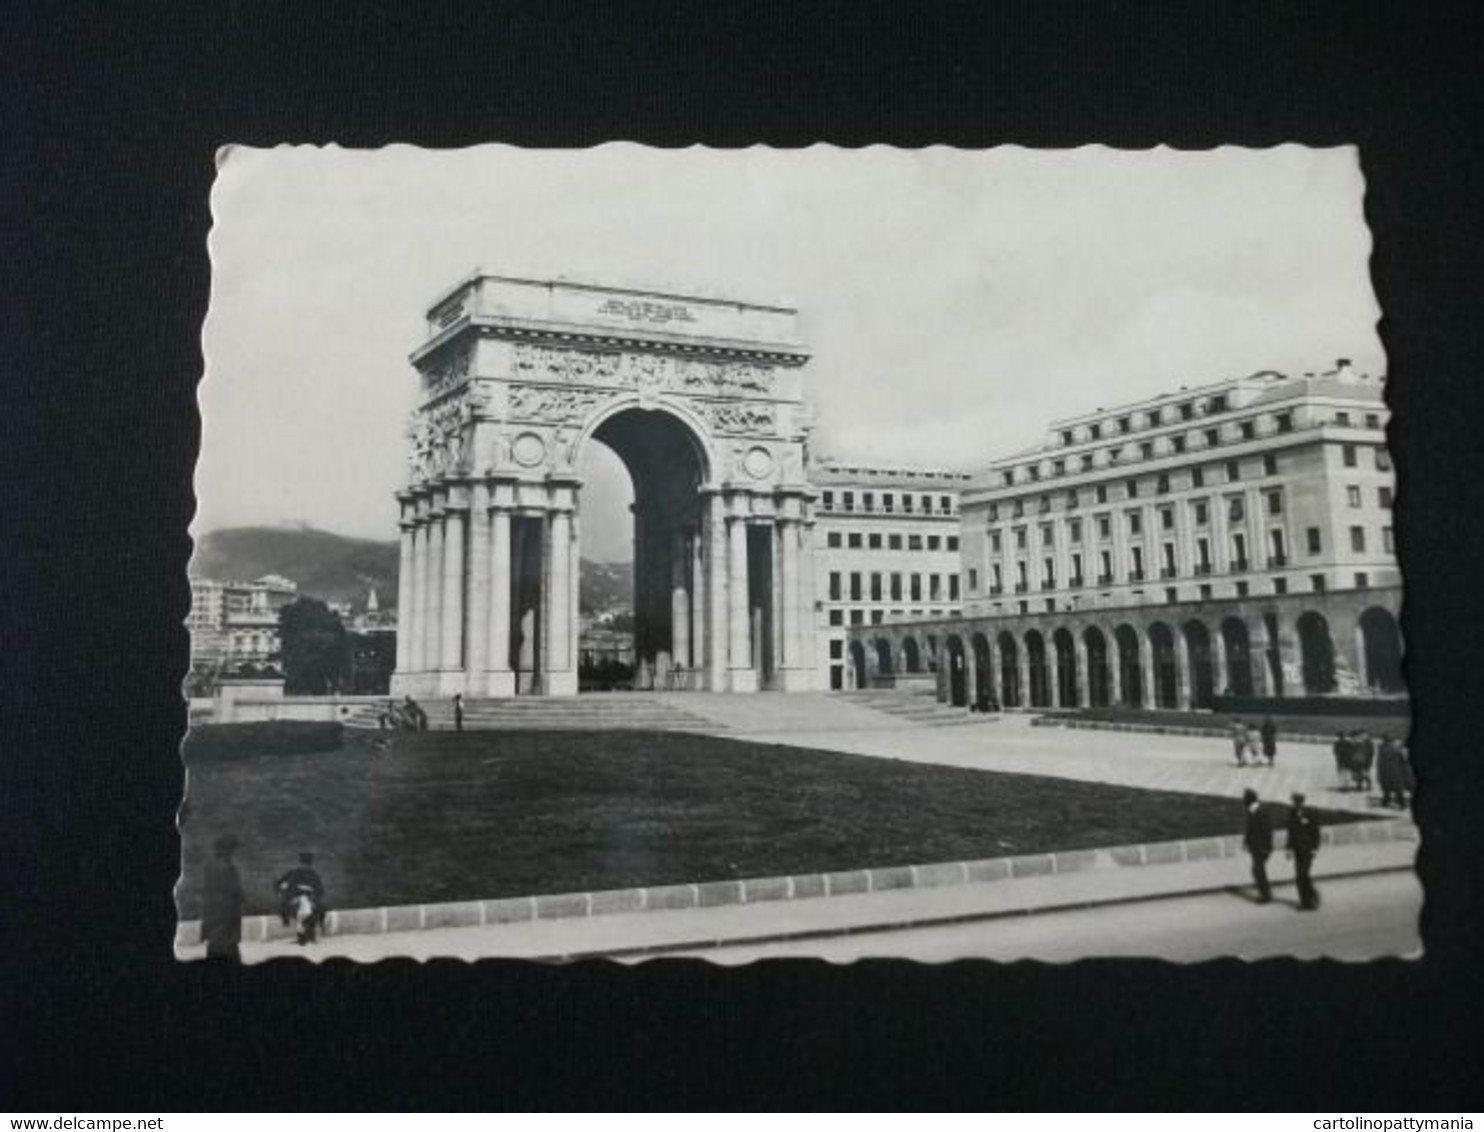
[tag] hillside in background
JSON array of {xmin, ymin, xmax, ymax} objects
[{"xmin": 193, "ymin": 525, "xmax": 631, "ymax": 614}]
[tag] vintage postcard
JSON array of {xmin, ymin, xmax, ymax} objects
[{"xmin": 179, "ymin": 144, "xmax": 1415, "ymax": 963}]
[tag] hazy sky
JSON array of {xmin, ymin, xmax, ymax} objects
[{"xmin": 198, "ymin": 144, "xmax": 1382, "ymax": 560}]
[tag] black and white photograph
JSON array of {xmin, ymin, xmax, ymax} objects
[{"xmin": 174, "ymin": 143, "xmax": 1419, "ymax": 964}]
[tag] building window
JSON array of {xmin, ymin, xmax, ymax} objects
[
  {"xmin": 1235, "ymin": 581, "xmax": 1249, "ymax": 597},
  {"xmin": 1061, "ymin": 430, "xmax": 1074, "ymax": 446},
  {"xmin": 1160, "ymin": 507, "xmax": 1174, "ymax": 530},
  {"xmin": 822, "ymin": 490, "xmax": 834, "ymax": 509},
  {"xmin": 1193, "ymin": 500, "xmax": 1209, "ymax": 526},
  {"xmin": 1335, "ymin": 411, "xmax": 1351, "ymax": 426},
  {"xmin": 1378, "ymin": 486, "xmax": 1393, "ymax": 508},
  {"xmin": 1343, "ymin": 444, "xmax": 1358, "ymax": 467},
  {"xmin": 850, "ymin": 609, "xmax": 865, "ymax": 625},
  {"xmin": 950, "ymin": 575, "xmax": 961, "ymax": 601},
  {"xmin": 990, "ymin": 532, "xmax": 1002, "ymax": 553},
  {"xmin": 1097, "ymin": 515, "xmax": 1111, "ymax": 539},
  {"xmin": 1199, "ymin": 584, "xmax": 1214, "ymax": 600},
  {"xmin": 1275, "ymin": 411, "xmax": 1293, "ymax": 433},
  {"xmin": 868, "ymin": 533, "xmax": 882, "ymax": 549},
  {"xmin": 827, "ymin": 532, "xmax": 842, "ymax": 548},
  {"xmin": 1204, "ymin": 428, "xmax": 1220, "ymax": 448},
  {"xmin": 1117, "ymin": 416, "xmax": 1131, "ymax": 434},
  {"xmin": 967, "ymin": 568, "xmax": 978, "ymax": 592},
  {"xmin": 1140, "ymin": 441, "xmax": 1155, "ymax": 460},
  {"xmin": 1347, "ymin": 485, "xmax": 1362, "ymax": 508},
  {"xmin": 890, "ymin": 573, "xmax": 903, "ymax": 601},
  {"xmin": 1127, "ymin": 479, "xmax": 1139, "ymax": 499},
  {"xmin": 1272, "ymin": 578, "xmax": 1286, "ymax": 595},
  {"xmin": 1228, "ymin": 497, "xmax": 1245, "ymax": 522},
  {"xmin": 1038, "ymin": 495, "xmax": 1051, "ymax": 514},
  {"xmin": 843, "ymin": 491, "xmax": 854, "ymax": 511},
  {"xmin": 1165, "ymin": 587, "xmax": 1179, "ymax": 604},
  {"xmin": 1096, "ymin": 484, "xmax": 1108, "ymax": 503},
  {"xmin": 1365, "ymin": 413, "xmax": 1381, "ymax": 429},
  {"xmin": 1240, "ymin": 420, "xmax": 1256, "ymax": 440},
  {"xmin": 1226, "ymin": 460, "xmax": 1241, "ymax": 483},
  {"xmin": 871, "ymin": 610, "xmax": 885, "ymax": 625},
  {"xmin": 1156, "ymin": 473, "xmax": 1170, "ymax": 495},
  {"xmin": 1002, "ymin": 470, "xmax": 1015, "ymax": 486},
  {"xmin": 829, "ymin": 572, "xmax": 841, "ymax": 600},
  {"xmin": 1263, "ymin": 453, "xmax": 1278, "ymax": 476},
  {"xmin": 1028, "ymin": 466, "xmax": 1041, "ymax": 482},
  {"xmin": 1383, "ymin": 526, "xmax": 1394, "ymax": 553},
  {"xmin": 910, "ymin": 575, "xmax": 922, "ymax": 601},
  {"xmin": 1376, "ymin": 447, "xmax": 1392, "ymax": 471},
  {"xmin": 1172, "ymin": 435, "xmax": 1188, "ymax": 454},
  {"xmin": 908, "ymin": 535, "xmax": 923, "ymax": 551},
  {"xmin": 992, "ymin": 563, "xmax": 1003, "ymax": 590},
  {"xmin": 1081, "ymin": 454, "xmax": 1094, "ymax": 471},
  {"xmin": 1307, "ymin": 527, "xmax": 1322, "ymax": 554},
  {"xmin": 1311, "ymin": 574, "xmax": 1327, "ymax": 594},
  {"xmin": 1090, "ymin": 422, "xmax": 1103, "ymax": 439},
  {"xmin": 1128, "ymin": 511, "xmax": 1142, "ymax": 535},
  {"xmin": 1192, "ymin": 467, "xmax": 1205, "ymax": 488},
  {"xmin": 1350, "ymin": 526, "xmax": 1366, "ymax": 552},
  {"xmin": 1266, "ymin": 491, "xmax": 1283, "ymax": 515},
  {"xmin": 829, "ymin": 610, "xmax": 843, "ymax": 626},
  {"xmin": 1147, "ymin": 409, "xmax": 1162, "ymax": 427},
  {"xmin": 903, "ymin": 494, "xmax": 915, "ymax": 512},
  {"xmin": 1053, "ymin": 459, "xmax": 1066, "ymax": 476},
  {"xmin": 868, "ymin": 573, "xmax": 881, "ymax": 601},
  {"xmin": 889, "ymin": 534, "xmax": 903, "ymax": 550},
  {"xmin": 1014, "ymin": 528, "xmax": 1027, "ymax": 550},
  {"xmin": 1066, "ymin": 489, "xmax": 1079, "ymax": 509},
  {"xmin": 1209, "ymin": 394, "xmax": 1228, "ymax": 414},
  {"xmin": 1179, "ymin": 402, "xmax": 1195, "ymax": 421},
  {"xmin": 1040, "ymin": 523, "xmax": 1054, "ymax": 544},
  {"xmin": 930, "ymin": 574, "xmax": 943, "ymax": 600},
  {"xmin": 848, "ymin": 532, "xmax": 863, "ymax": 549},
  {"xmin": 927, "ymin": 535, "xmax": 941, "ymax": 551},
  {"xmin": 883, "ymin": 494, "xmax": 895, "ymax": 513},
  {"xmin": 1012, "ymin": 499, "xmax": 1024, "ymax": 518},
  {"xmin": 862, "ymin": 492, "xmax": 874, "ymax": 512},
  {"xmin": 985, "ymin": 502, "xmax": 998, "ymax": 521},
  {"xmin": 1355, "ymin": 572, "xmax": 1370, "ymax": 589},
  {"xmin": 829, "ymin": 640, "xmax": 843, "ymax": 660},
  {"xmin": 1069, "ymin": 518, "xmax": 1082, "ymax": 543},
  {"xmin": 947, "ymin": 536, "xmax": 959, "ymax": 551},
  {"xmin": 849, "ymin": 573, "xmax": 862, "ymax": 600}
]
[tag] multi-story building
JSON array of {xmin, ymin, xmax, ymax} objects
[
  {"xmin": 848, "ymin": 361, "xmax": 1405, "ymax": 711},
  {"xmin": 811, "ymin": 461, "xmax": 971, "ymax": 690},
  {"xmin": 960, "ymin": 360, "xmax": 1398, "ymax": 616},
  {"xmin": 188, "ymin": 573, "xmax": 300, "ymax": 671}
]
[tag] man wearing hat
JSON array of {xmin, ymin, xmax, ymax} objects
[
  {"xmin": 1285, "ymin": 793, "xmax": 1323, "ymax": 911},
  {"xmin": 1241, "ymin": 788, "xmax": 1274, "ymax": 903},
  {"xmin": 201, "ymin": 834, "xmax": 246, "ymax": 961}
]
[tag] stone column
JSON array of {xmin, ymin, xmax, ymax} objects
[
  {"xmin": 963, "ymin": 639, "xmax": 978, "ymax": 710},
  {"xmin": 425, "ymin": 503, "xmax": 445, "ymax": 676},
  {"xmin": 1047, "ymin": 643, "xmax": 1062, "ymax": 708},
  {"xmin": 671, "ymin": 531, "xmax": 691, "ymax": 674},
  {"xmin": 1138, "ymin": 632, "xmax": 1156, "ymax": 709},
  {"xmin": 411, "ymin": 506, "xmax": 430, "ymax": 674},
  {"xmin": 439, "ymin": 500, "xmax": 466, "ymax": 679},
  {"xmin": 1212, "ymin": 622, "xmax": 1230, "ymax": 697},
  {"xmin": 1107, "ymin": 634, "xmax": 1123, "ymax": 706},
  {"xmin": 545, "ymin": 506, "xmax": 575, "ymax": 694},
  {"xmin": 780, "ymin": 518, "xmax": 801, "ymax": 677},
  {"xmin": 704, "ymin": 493, "xmax": 729, "ymax": 691},
  {"xmin": 1073, "ymin": 633, "xmax": 1088, "ymax": 707},
  {"xmin": 1250, "ymin": 619, "xmax": 1273, "ymax": 697},
  {"xmin": 728, "ymin": 512, "xmax": 754, "ymax": 686},
  {"xmin": 1016, "ymin": 639, "xmax": 1030, "ymax": 709},
  {"xmin": 690, "ymin": 528, "xmax": 706, "ymax": 680},
  {"xmin": 487, "ymin": 505, "xmax": 513, "ymax": 694},
  {"xmin": 798, "ymin": 520, "xmax": 817, "ymax": 677},
  {"xmin": 394, "ymin": 514, "xmax": 415, "ymax": 675},
  {"xmin": 464, "ymin": 484, "xmax": 491, "ymax": 690},
  {"xmin": 1173, "ymin": 629, "xmax": 1192, "ymax": 710}
]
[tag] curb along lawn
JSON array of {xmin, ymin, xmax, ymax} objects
[{"xmin": 177, "ymin": 729, "xmax": 1372, "ymax": 919}]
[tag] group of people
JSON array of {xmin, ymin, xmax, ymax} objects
[
  {"xmin": 379, "ymin": 695, "xmax": 429, "ymax": 732},
  {"xmin": 199, "ymin": 836, "xmax": 329, "ymax": 962},
  {"xmin": 1229, "ymin": 717, "xmax": 1279, "ymax": 767},
  {"xmin": 1241, "ymin": 789, "xmax": 1324, "ymax": 911},
  {"xmin": 1333, "ymin": 730, "xmax": 1414, "ymax": 807}
]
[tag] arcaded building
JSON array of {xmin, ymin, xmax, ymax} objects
[
  {"xmin": 848, "ymin": 361, "xmax": 1405, "ymax": 710},
  {"xmin": 810, "ymin": 462, "xmax": 970, "ymax": 690}
]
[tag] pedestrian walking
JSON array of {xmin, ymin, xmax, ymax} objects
[
  {"xmin": 1354, "ymin": 731, "xmax": 1376, "ymax": 791},
  {"xmin": 1332, "ymin": 731, "xmax": 1353, "ymax": 789},
  {"xmin": 1242, "ymin": 788, "xmax": 1274, "ymax": 903},
  {"xmin": 1231, "ymin": 720, "xmax": 1250, "ymax": 767},
  {"xmin": 201, "ymin": 834, "xmax": 245, "ymax": 962},
  {"xmin": 453, "ymin": 692, "xmax": 464, "ymax": 732},
  {"xmin": 274, "ymin": 851, "xmax": 327, "ymax": 945},
  {"xmin": 1376, "ymin": 736, "xmax": 1415, "ymax": 809},
  {"xmin": 1260, "ymin": 717, "xmax": 1277, "ymax": 767},
  {"xmin": 1286, "ymin": 793, "xmax": 1323, "ymax": 911}
]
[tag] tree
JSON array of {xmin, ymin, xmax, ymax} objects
[{"xmin": 278, "ymin": 597, "xmax": 348, "ymax": 694}]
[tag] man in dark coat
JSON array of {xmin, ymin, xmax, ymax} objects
[
  {"xmin": 1259, "ymin": 717, "xmax": 1278, "ymax": 766},
  {"xmin": 200, "ymin": 834, "xmax": 245, "ymax": 961},
  {"xmin": 1353, "ymin": 731, "xmax": 1376, "ymax": 791},
  {"xmin": 1242, "ymin": 788, "xmax": 1274, "ymax": 903},
  {"xmin": 1333, "ymin": 732, "xmax": 1353, "ymax": 789},
  {"xmin": 453, "ymin": 692, "xmax": 464, "ymax": 732},
  {"xmin": 1376, "ymin": 737, "xmax": 1415, "ymax": 808},
  {"xmin": 1286, "ymin": 793, "xmax": 1323, "ymax": 911},
  {"xmin": 274, "ymin": 851, "xmax": 327, "ymax": 945}
]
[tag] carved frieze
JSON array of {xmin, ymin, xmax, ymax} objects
[
  {"xmin": 511, "ymin": 343, "xmax": 775, "ymax": 398},
  {"xmin": 406, "ymin": 395, "xmax": 475, "ymax": 485},
  {"xmin": 506, "ymin": 384, "xmax": 612, "ymax": 424},
  {"xmin": 419, "ymin": 345, "xmax": 473, "ymax": 401},
  {"xmin": 699, "ymin": 401, "xmax": 777, "ymax": 436}
]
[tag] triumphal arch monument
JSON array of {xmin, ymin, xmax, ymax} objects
[{"xmin": 390, "ymin": 273, "xmax": 820, "ymax": 697}]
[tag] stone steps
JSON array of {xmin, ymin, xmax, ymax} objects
[
  {"xmin": 344, "ymin": 695, "xmax": 723, "ymax": 733},
  {"xmin": 834, "ymin": 690, "xmax": 995, "ymax": 728}
]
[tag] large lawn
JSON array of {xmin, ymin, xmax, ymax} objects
[{"xmin": 177, "ymin": 729, "xmax": 1369, "ymax": 918}]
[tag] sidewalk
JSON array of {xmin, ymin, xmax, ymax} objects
[{"xmin": 181, "ymin": 836, "xmax": 1417, "ymax": 964}]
